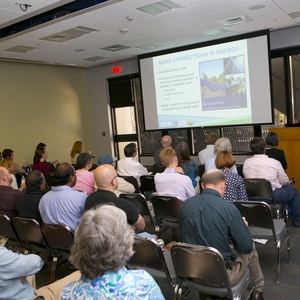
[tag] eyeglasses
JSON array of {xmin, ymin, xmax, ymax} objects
[{"xmin": 111, "ymin": 173, "xmax": 119, "ymax": 182}]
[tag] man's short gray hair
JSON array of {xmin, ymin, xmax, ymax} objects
[
  {"xmin": 70, "ymin": 204, "xmax": 134, "ymax": 279},
  {"xmin": 202, "ymin": 169, "xmax": 226, "ymax": 187},
  {"xmin": 214, "ymin": 137, "xmax": 232, "ymax": 154}
]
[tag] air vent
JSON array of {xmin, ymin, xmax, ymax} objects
[
  {"xmin": 101, "ymin": 44, "xmax": 130, "ymax": 52},
  {"xmin": 40, "ymin": 26, "xmax": 98, "ymax": 43},
  {"xmin": 83, "ymin": 56, "xmax": 105, "ymax": 62},
  {"xmin": 218, "ymin": 15, "xmax": 246, "ymax": 26},
  {"xmin": 4, "ymin": 45, "xmax": 38, "ymax": 53}
]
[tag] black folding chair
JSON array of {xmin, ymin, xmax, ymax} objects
[
  {"xmin": 119, "ymin": 175, "xmax": 139, "ymax": 193},
  {"xmin": 140, "ymin": 175, "xmax": 156, "ymax": 199},
  {"xmin": 43, "ymin": 224, "xmax": 74, "ymax": 282},
  {"xmin": 233, "ymin": 200, "xmax": 291, "ymax": 284},
  {"xmin": 151, "ymin": 195, "xmax": 182, "ymax": 240},
  {"xmin": 0, "ymin": 214, "xmax": 22, "ymax": 250},
  {"xmin": 152, "ymin": 164, "xmax": 165, "ymax": 174},
  {"xmin": 171, "ymin": 243, "xmax": 255, "ymax": 300}
]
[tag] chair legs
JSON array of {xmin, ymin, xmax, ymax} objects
[{"xmin": 50, "ymin": 256, "xmax": 58, "ymax": 283}]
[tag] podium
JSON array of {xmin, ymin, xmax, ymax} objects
[{"xmin": 269, "ymin": 127, "xmax": 300, "ymax": 192}]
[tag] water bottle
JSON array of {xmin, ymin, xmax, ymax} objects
[{"xmin": 21, "ymin": 176, "xmax": 25, "ymax": 184}]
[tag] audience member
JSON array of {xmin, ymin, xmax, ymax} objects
[
  {"xmin": 85, "ymin": 164, "xmax": 155, "ymax": 239},
  {"xmin": 243, "ymin": 137, "xmax": 300, "ymax": 227},
  {"xmin": 59, "ymin": 205, "xmax": 164, "ymax": 299},
  {"xmin": 33, "ymin": 142, "xmax": 58, "ymax": 166},
  {"xmin": 0, "ymin": 166, "xmax": 21, "ymax": 218},
  {"xmin": 205, "ymin": 137, "xmax": 238, "ymax": 174},
  {"xmin": 39, "ymin": 163, "xmax": 87, "ymax": 232},
  {"xmin": 198, "ymin": 132, "xmax": 218, "ymax": 165},
  {"xmin": 154, "ymin": 148, "xmax": 195, "ymax": 201},
  {"xmin": 180, "ymin": 169, "xmax": 264, "ymax": 300},
  {"xmin": 265, "ymin": 132, "xmax": 287, "ymax": 170},
  {"xmin": 98, "ymin": 154, "xmax": 134, "ymax": 196},
  {"xmin": 0, "ymin": 151, "xmax": 2, "ymax": 161},
  {"xmin": 0, "ymin": 246, "xmax": 43, "ymax": 300},
  {"xmin": 117, "ymin": 143, "xmax": 148, "ymax": 186},
  {"xmin": 72, "ymin": 152, "xmax": 95, "ymax": 195},
  {"xmin": 154, "ymin": 135, "xmax": 172, "ymax": 164},
  {"xmin": 16, "ymin": 171, "xmax": 46, "ymax": 223},
  {"xmin": 175, "ymin": 141, "xmax": 199, "ymax": 193},
  {"xmin": 70, "ymin": 141, "xmax": 83, "ymax": 164},
  {"xmin": 2, "ymin": 148, "xmax": 28, "ymax": 174},
  {"xmin": 215, "ymin": 151, "xmax": 248, "ymax": 202},
  {"xmin": 34, "ymin": 148, "xmax": 50, "ymax": 179},
  {"xmin": 0, "ymin": 159, "xmax": 19, "ymax": 190}
]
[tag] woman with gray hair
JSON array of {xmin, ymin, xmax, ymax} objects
[
  {"xmin": 59, "ymin": 205, "xmax": 164, "ymax": 299},
  {"xmin": 204, "ymin": 137, "xmax": 238, "ymax": 174}
]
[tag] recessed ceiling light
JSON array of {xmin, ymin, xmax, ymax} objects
[
  {"xmin": 249, "ymin": 5, "xmax": 265, "ymax": 10},
  {"xmin": 74, "ymin": 49, "xmax": 86, "ymax": 52},
  {"xmin": 137, "ymin": 0, "xmax": 183, "ymax": 16}
]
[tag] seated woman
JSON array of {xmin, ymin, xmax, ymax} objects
[
  {"xmin": 33, "ymin": 148, "xmax": 49, "ymax": 179},
  {"xmin": 0, "ymin": 159, "xmax": 19, "ymax": 190},
  {"xmin": 59, "ymin": 205, "xmax": 164, "ymax": 299},
  {"xmin": 265, "ymin": 132, "xmax": 287, "ymax": 170},
  {"xmin": 174, "ymin": 141, "xmax": 199, "ymax": 193},
  {"xmin": 70, "ymin": 141, "xmax": 83, "ymax": 164},
  {"xmin": 72, "ymin": 152, "xmax": 95, "ymax": 195},
  {"xmin": 215, "ymin": 151, "xmax": 248, "ymax": 203}
]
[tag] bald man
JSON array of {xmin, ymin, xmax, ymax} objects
[
  {"xmin": 85, "ymin": 165, "xmax": 155, "ymax": 239},
  {"xmin": 154, "ymin": 135, "xmax": 172, "ymax": 165}
]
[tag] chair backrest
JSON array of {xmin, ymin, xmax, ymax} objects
[
  {"xmin": 46, "ymin": 173, "xmax": 57, "ymax": 187},
  {"xmin": 243, "ymin": 178, "xmax": 273, "ymax": 200},
  {"xmin": 47, "ymin": 163, "xmax": 56, "ymax": 173},
  {"xmin": 43, "ymin": 224, "xmax": 74, "ymax": 257},
  {"xmin": 13, "ymin": 217, "xmax": 51, "ymax": 254},
  {"xmin": 127, "ymin": 236, "xmax": 174, "ymax": 285},
  {"xmin": 198, "ymin": 164, "xmax": 205, "ymax": 178},
  {"xmin": 152, "ymin": 164, "xmax": 166, "ymax": 174},
  {"xmin": 233, "ymin": 201, "xmax": 276, "ymax": 238},
  {"xmin": 151, "ymin": 196, "xmax": 182, "ymax": 224},
  {"xmin": 0, "ymin": 214, "xmax": 22, "ymax": 248},
  {"xmin": 236, "ymin": 164, "xmax": 244, "ymax": 178},
  {"xmin": 15, "ymin": 173, "xmax": 27, "ymax": 188},
  {"xmin": 171, "ymin": 243, "xmax": 233, "ymax": 298},
  {"xmin": 119, "ymin": 193, "xmax": 151, "ymax": 217},
  {"xmin": 140, "ymin": 175, "xmax": 156, "ymax": 195},
  {"xmin": 119, "ymin": 175, "xmax": 139, "ymax": 193}
]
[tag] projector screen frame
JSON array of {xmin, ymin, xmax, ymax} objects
[{"xmin": 138, "ymin": 29, "xmax": 274, "ymax": 132}]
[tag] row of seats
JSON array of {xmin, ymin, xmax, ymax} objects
[{"xmin": 0, "ymin": 214, "xmax": 74, "ymax": 283}]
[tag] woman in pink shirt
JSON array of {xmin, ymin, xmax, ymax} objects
[{"xmin": 72, "ymin": 152, "xmax": 95, "ymax": 195}]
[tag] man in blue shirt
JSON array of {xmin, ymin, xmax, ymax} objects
[
  {"xmin": 39, "ymin": 163, "xmax": 87, "ymax": 232},
  {"xmin": 180, "ymin": 169, "xmax": 264, "ymax": 300}
]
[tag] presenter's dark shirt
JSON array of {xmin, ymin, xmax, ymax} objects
[
  {"xmin": 265, "ymin": 147, "xmax": 287, "ymax": 170},
  {"xmin": 154, "ymin": 148, "xmax": 162, "ymax": 165},
  {"xmin": 85, "ymin": 189, "xmax": 139, "ymax": 225},
  {"xmin": 0, "ymin": 186, "xmax": 21, "ymax": 219},
  {"xmin": 179, "ymin": 188, "xmax": 253, "ymax": 263},
  {"xmin": 16, "ymin": 189, "xmax": 46, "ymax": 223}
]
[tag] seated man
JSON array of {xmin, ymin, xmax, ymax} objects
[
  {"xmin": 16, "ymin": 170, "xmax": 47, "ymax": 224},
  {"xmin": 85, "ymin": 164, "xmax": 155, "ymax": 239},
  {"xmin": 180, "ymin": 169, "xmax": 264, "ymax": 300},
  {"xmin": 0, "ymin": 246, "xmax": 43, "ymax": 300},
  {"xmin": 117, "ymin": 143, "xmax": 148, "ymax": 186},
  {"xmin": 38, "ymin": 163, "xmax": 87, "ymax": 232},
  {"xmin": 154, "ymin": 135, "xmax": 172, "ymax": 165},
  {"xmin": 198, "ymin": 132, "xmax": 218, "ymax": 165},
  {"xmin": 0, "ymin": 166, "xmax": 21, "ymax": 219},
  {"xmin": 154, "ymin": 148, "xmax": 195, "ymax": 201},
  {"xmin": 205, "ymin": 137, "xmax": 238, "ymax": 174},
  {"xmin": 243, "ymin": 137, "xmax": 300, "ymax": 227}
]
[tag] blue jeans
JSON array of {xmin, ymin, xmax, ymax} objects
[
  {"xmin": 273, "ymin": 184, "xmax": 300, "ymax": 225},
  {"xmin": 136, "ymin": 232, "xmax": 156, "ymax": 240}
]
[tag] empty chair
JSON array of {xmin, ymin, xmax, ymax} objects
[
  {"xmin": 0, "ymin": 214, "xmax": 22, "ymax": 249},
  {"xmin": 171, "ymin": 243, "xmax": 255, "ymax": 300},
  {"xmin": 140, "ymin": 175, "xmax": 156, "ymax": 199},
  {"xmin": 119, "ymin": 193, "xmax": 156, "ymax": 228},
  {"xmin": 243, "ymin": 178, "xmax": 286, "ymax": 220},
  {"xmin": 233, "ymin": 200, "xmax": 291, "ymax": 284},
  {"xmin": 152, "ymin": 164, "xmax": 165, "ymax": 174},
  {"xmin": 119, "ymin": 175, "xmax": 139, "ymax": 193},
  {"xmin": 127, "ymin": 236, "xmax": 176, "ymax": 288},
  {"xmin": 43, "ymin": 224, "xmax": 74, "ymax": 282},
  {"xmin": 151, "ymin": 195, "xmax": 182, "ymax": 240},
  {"xmin": 46, "ymin": 173, "xmax": 57, "ymax": 188}
]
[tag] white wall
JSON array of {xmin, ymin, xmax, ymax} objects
[{"xmin": 0, "ymin": 61, "xmax": 92, "ymax": 165}]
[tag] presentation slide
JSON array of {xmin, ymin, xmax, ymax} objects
[{"xmin": 139, "ymin": 32, "xmax": 272, "ymax": 130}]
